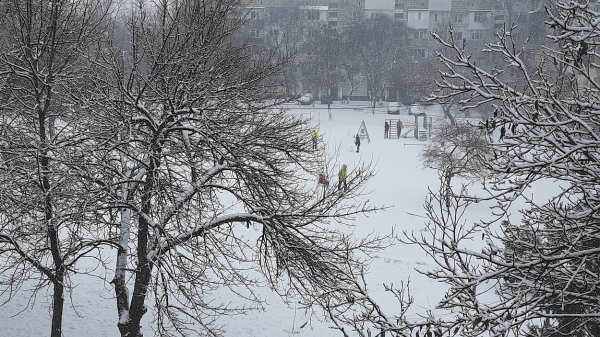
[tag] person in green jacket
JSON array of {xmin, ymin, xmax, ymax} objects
[
  {"xmin": 338, "ymin": 164, "xmax": 347, "ymax": 191},
  {"xmin": 311, "ymin": 128, "xmax": 319, "ymax": 150}
]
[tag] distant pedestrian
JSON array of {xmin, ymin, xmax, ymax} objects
[
  {"xmin": 328, "ymin": 103, "xmax": 332, "ymax": 121},
  {"xmin": 355, "ymin": 133, "xmax": 361, "ymax": 153},
  {"xmin": 318, "ymin": 173, "xmax": 329, "ymax": 187},
  {"xmin": 311, "ymin": 128, "xmax": 319, "ymax": 150},
  {"xmin": 384, "ymin": 121, "xmax": 389, "ymax": 138},
  {"xmin": 396, "ymin": 120, "xmax": 402, "ymax": 139},
  {"xmin": 338, "ymin": 164, "xmax": 348, "ymax": 191}
]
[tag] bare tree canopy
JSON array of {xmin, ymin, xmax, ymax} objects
[
  {"xmin": 345, "ymin": 17, "xmax": 410, "ymax": 105},
  {"xmin": 311, "ymin": 1, "xmax": 600, "ymax": 337},
  {"xmin": 0, "ymin": 1, "xmax": 389, "ymax": 337},
  {"xmin": 93, "ymin": 1, "xmax": 388, "ymax": 336},
  {"xmin": 404, "ymin": 1, "xmax": 600, "ymax": 336},
  {"xmin": 0, "ymin": 1, "xmax": 113, "ymax": 337}
]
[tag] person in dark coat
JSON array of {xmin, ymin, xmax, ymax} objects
[
  {"xmin": 384, "ymin": 121, "xmax": 389, "ymax": 138},
  {"xmin": 396, "ymin": 120, "xmax": 402, "ymax": 138},
  {"xmin": 355, "ymin": 134, "xmax": 361, "ymax": 153}
]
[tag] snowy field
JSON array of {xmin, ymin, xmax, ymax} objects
[{"xmin": 0, "ymin": 101, "xmax": 488, "ymax": 336}]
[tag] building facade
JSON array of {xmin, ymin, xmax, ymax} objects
[{"xmin": 246, "ymin": 0, "xmax": 549, "ymax": 102}]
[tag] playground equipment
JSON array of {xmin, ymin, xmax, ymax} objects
[
  {"xmin": 384, "ymin": 113, "xmax": 432, "ymax": 140},
  {"xmin": 414, "ymin": 112, "xmax": 429, "ymax": 140},
  {"xmin": 385, "ymin": 118, "xmax": 408, "ymax": 139},
  {"xmin": 357, "ymin": 120, "xmax": 371, "ymax": 143}
]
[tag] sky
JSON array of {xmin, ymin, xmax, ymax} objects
[{"xmin": 0, "ymin": 101, "xmax": 496, "ymax": 337}]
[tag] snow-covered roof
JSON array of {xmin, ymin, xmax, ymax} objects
[{"xmin": 299, "ymin": 5, "xmax": 328, "ymax": 11}]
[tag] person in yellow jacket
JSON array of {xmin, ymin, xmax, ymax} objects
[
  {"xmin": 311, "ymin": 128, "xmax": 319, "ymax": 150},
  {"xmin": 338, "ymin": 164, "xmax": 347, "ymax": 191}
]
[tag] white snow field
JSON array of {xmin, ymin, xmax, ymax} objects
[{"xmin": 0, "ymin": 101, "xmax": 498, "ymax": 336}]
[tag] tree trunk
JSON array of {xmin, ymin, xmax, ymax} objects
[
  {"xmin": 41, "ymin": 102, "xmax": 66, "ymax": 337},
  {"xmin": 114, "ymin": 208, "xmax": 131, "ymax": 336},
  {"xmin": 123, "ymin": 239, "xmax": 152, "ymax": 337},
  {"xmin": 120, "ymin": 160, "xmax": 157, "ymax": 337},
  {"xmin": 443, "ymin": 104, "xmax": 457, "ymax": 126},
  {"xmin": 50, "ymin": 277, "xmax": 64, "ymax": 337}
]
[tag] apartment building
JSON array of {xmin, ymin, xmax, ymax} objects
[{"xmin": 246, "ymin": 0, "xmax": 549, "ymax": 101}]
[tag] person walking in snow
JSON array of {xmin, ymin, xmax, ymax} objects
[
  {"xmin": 354, "ymin": 133, "xmax": 361, "ymax": 153},
  {"xmin": 396, "ymin": 120, "xmax": 402, "ymax": 139},
  {"xmin": 384, "ymin": 121, "xmax": 389, "ymax": 138},
  {"xmin": 311, "ymin": 128, "xmax": 319, "ymax": 150},
  {"xmin": 338, "ymin": 164, "xmax": 348, "ymax": 191}
]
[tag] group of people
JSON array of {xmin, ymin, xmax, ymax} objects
[
  {"xmin": 384, "ymin": 120, "xmax": 403, "ymax": 139},
  {"xmin": 310, "ymin": 126, "xmax": 360, "ymax": 192},
  {"xmin": 311, "ymin": 118, "xmax": 404, "ymax": 195},
  {"xmin": 311, "ymin": 128, "xmax": 350, "ymax": 192},
  {"xmin": 316, "ymin": 163, "xmax": 348, "ymax": 192}
]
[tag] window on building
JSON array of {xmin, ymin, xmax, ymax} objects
[
  {"xmin": 471, "ymin": 30, "xmax": 481, "ymax": 39},
  {"xmin": 328, "ymin": 20, "xmax": 338, "ymax": 26},
  {"xmin": 434, "ymin": 14, "xmax": 439, "ymax": 22},
  {"xmin": 454, "ymin": 14, "xmax": 463, "ymax": 23},
  {"xmin": 414, "ymin": 30, "xmax": 427, "ymax": 39},
  {"xmin": 250, "ymin": 29, "xmax": 261, "ymax": 38},
  {"xmin": 328, "ymin": 11, "xmax": 338, "ymax": 18},
  {"xmin": 412, "ymin": 49, "xmax": 426, "ymax": 57},
  {"xmin": 495, "ymin": 14, "xmax": 504, "ymax": 20},
  {"xmin": 371, "ymin": 13, "xmax": 386, "ymax": 20},
  {"xmin": 473, "ymin": 11, "xmax": 488, "ymax": 23},
  {"xmin": 418, "ymin": 12, "xmax": 422, "ymax": 20},
  {"xmin": 250, "ymin": 10, "xmax": 261, "ymax": 20},
  {"xmin": 395, "ymin": 3, "xmax": 404, "ymax": 10},
  {"xmin": 307, "ymin": 10, "xmax": 320, "ymax": 21},
  {"xmin": 455, "ymin": 31, "xmax": 462, "ymax": 41},
  {"xmin": 329, "ymin": 3, "xmax": 338, "ymax": 9},
  {"xmin": 394, "ymin": 12, "xmax": 404, "ymax": 20}
]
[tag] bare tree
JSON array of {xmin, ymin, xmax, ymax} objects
[
  {"xmin": 300, "ymin": 24, "xmax": 346, "ymax": 100},
  {"xmin": 388, "ymin": 56, "xmax": 439, "ymax": 105},
  {"xmin": 92, "ymin": 1, "xmax": 389, "ymax": 336},
  {"xmin": 345, "ymin": 17, "xmax": 410, "ymax": 109},
  {"xmin": 0, "ymin": 1, "xmax": 113, "ymax": 337},
  {"xmin": 243, "ymin": 5, "xmax": 306, "ymax": 99},
  {"xmin": 301, "ymin": 2, "xmax": 600, "ymax": 337},
  {"xmin": 421, "ymin": 120, "xmax": 491, "ymax": 207},
  {"xmin": 338, "ymin": 29, "xmax": 364, "ymax": 103},
  {"xmin": 401, "ymin": 2, "xmax": 600, "ymax": 336}
]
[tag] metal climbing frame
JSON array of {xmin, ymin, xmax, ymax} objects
[{"xmin": 385, "ymin": 118, "xmax": 414, "ymax": 139}]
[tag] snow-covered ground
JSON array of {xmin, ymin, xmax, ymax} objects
[{"xmin": 0, "ymin": 101, "xmax": 479, "ymax": 336}]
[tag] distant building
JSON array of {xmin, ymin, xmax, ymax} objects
[{"xmin": 245, "ymin": 0, "xmax": 552, "ymax": 101}]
